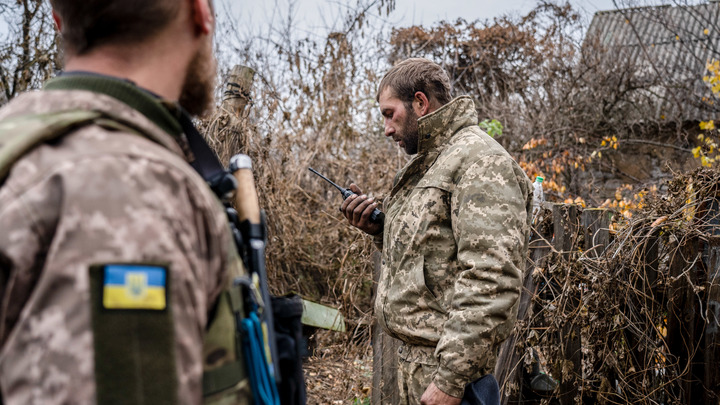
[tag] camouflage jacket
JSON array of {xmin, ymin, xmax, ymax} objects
[
  {"xmin": 0, "ymin": 81, "xmax": 241, "ymax": 404},
  {"xmin": 374, "ymin": 96, "xmax": 532, "ymax": 397}
]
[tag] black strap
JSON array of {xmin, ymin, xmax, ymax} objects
[{"xmin": 175, "ymin": 109, "xmax": 237, "ymax": 198}]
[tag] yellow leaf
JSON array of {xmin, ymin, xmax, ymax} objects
[
  {"xmin": 702, "ymin": 156, "xmax": 711, "ymax": 167},
  {"xmin": 693, "ymin": 146, "xmax": 701, "ymax": 158},
  {"xmin": 660, "ymin": 114, "xmax": 666, "ymax": 120},
  {"xmin": 612, "ymin": 136, "xmax": 617, "ymax": 142},
  {"xmin": 700, "ymin": 120, "xmax": 716, "ymax": 130},
  {"xmin": 613, "ymin": 144, "xmax": 618, "ymax": 150},
  {"xmin": 598, "ymin": 151, "xmax": 602, "ymax": 158},
  {"xmin": 676, "ymin": 35, "xmax": 680, "ymax": 40},
  {"xmin": 601, "ymin": 140, "xmax": 606, "ymax": 146},
  {"xmin": 699, "ymin": 134, "xmax": 705, "ymax": 141},
  {"xmin": 704, "ymin": 28, "xmax": 710, "ymax": 35}
]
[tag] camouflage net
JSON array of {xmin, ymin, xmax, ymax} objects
[{"xmin": 510, "ymin": 168, "xmax": 720, "ymax": 404}]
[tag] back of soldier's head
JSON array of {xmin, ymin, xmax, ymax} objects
[{"xmin": 50, "ymin": 0, "xmax": 182, "ymax": 55}]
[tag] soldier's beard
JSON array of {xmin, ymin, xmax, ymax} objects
[
  {"xmin": 179, "ymin": 37, "xmax": 216, "ymax": 117},
  {"xmin": 400, "ymin": 108, "xmax": 419, "ymax": 155}
]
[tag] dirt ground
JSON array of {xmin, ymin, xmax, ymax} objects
[{"xmin": 303, "ymin": 330, "xmax": 373, "ymax": 404}]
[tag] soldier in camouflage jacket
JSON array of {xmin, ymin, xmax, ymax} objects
[
  {"xmin": 342, "ymin": 58, "xmax": 532, "ymax": 404},
  {"xmin": 0, "ymin": 1, "xmax": 249, "ymax": 404}
]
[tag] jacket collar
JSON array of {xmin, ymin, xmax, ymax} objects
[
  {"xmin": 416, "ymin": 95, "xmax": 478, "ymax": 155},
  {"xmin": 44, "ymin": 72, "xmax": 183, "ymax": 137},
  {"xmin": 17, "ymin": 75, "xmax": 190, "ymax": 159}
]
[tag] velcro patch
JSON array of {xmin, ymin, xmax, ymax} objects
[
  {"xmin": 89, "ymin": 263, "xmax": 177, "ymax": 404},
  {"xmin": 102, "ymin": 264, "xmax": 167, "ymax": 310}
]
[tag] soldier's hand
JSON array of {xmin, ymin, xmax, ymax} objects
[
  {"xmin": 420, "ymin": 382, "xmax": 462, "ymax": 405},
  {"xmin": 340, "ymin": 183, "xmax": 383, "ymax": 236}
]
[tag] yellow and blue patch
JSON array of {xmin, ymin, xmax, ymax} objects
[{"xmin": 102, "ymin": 265, "xmax": 167, "ymax": 310}]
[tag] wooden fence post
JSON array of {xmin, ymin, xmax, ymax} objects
[
  {"xmin": 634, "ymin": 221, "xmax": 662, "ymax": 401},
  {"xmin": 581, "ymin": 208, "xmax": 612, "ymax": 258},
  {"xmin": 553, "ymin": 204, "xmax": 582, "ymax": 405},
  {"xmin": 205, "ymin": 64, "xmax": 256, "ymax": 165},
  {"xmin": 495, "ymin": 206, "xmax": 553, "ymax": 404},
  {"xmin": 582, "ymin": 209, "xmax": 613, "ymax": 402},
  {"xmin": 667, "ymin": 229, "xmax": 701, "ymax": 403},
  {"xmin": 702, "ymin": 198, "xmax": 720, "ymax": 403},
  {"xmin": 372, "ymin": 252, "xmax": 401, "ymax": 405},
  {"xmin": 222, "ymin": 65, "xmax": 255, "ymax": 116}
]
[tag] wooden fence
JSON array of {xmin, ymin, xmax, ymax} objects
[{"xmin": 371, "ymin": 201, "xmax": 720, "ymax": 404}]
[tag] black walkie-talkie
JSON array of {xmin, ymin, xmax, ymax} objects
[{"xmin": 309, "ymin": 167, "xmax": 385, "ymax": 224}]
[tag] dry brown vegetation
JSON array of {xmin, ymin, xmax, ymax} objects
[
  {"xmin": 0, "ymin": 0, "xmax": 59, "ymax": 103},
  {"xmin": 3, "ymin": 0, "xmax": 720, "ymax": 403},
  {"xmin": 503, "ymin": 167, "xmax": 720, "ymax": 404},
  {"xmin": 206, "ymin": 1, "xmax": 720, "ymax": 403},
  {"xmin": 387, "ymin": 1, "xmax": 719, "ymax": 206}
]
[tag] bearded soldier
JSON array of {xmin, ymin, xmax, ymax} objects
[
  {"xmin": 341, "ymin": 58, "xmax": 532, "ymax": 405},
  {"xmin": 0, "ymin": 1, "xmax": 250, "ymax": 404}
]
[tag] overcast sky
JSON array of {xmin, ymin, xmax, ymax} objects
[
  {"xmin": 224, "ymin": 0, "xmax": 621, "ymax": 36},
  {"xmin": 0, "ymin": 1, "xmax": 630, "ymax": 44}
]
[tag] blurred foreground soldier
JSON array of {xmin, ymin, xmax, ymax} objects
[
  {"xmin": 0, "ymin": 0, "xmax": 250, "ymax": 404},
  {"xmin": 341, "ymin": 58, "xmax": 532, "ymax": 405}
]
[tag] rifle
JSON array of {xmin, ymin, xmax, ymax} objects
[
  {"xmin": 228, "ymin": 154, "xmax": 281, "ymax": 404},
  {"xmin": 178, "ymin": 104, "xmax": 301, "ymax": 403}
]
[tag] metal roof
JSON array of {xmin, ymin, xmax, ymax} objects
[{"xmin": 586, "ymin": 2, "xmax": 720, "ymax": 122}]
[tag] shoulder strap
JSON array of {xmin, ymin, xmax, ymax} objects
[{"xmin": 0, "ymin": 109, "xmax": 102, "ymax": 183}]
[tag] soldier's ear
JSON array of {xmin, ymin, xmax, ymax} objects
[
  {"xmin": 52, "ymin": 10, "xmax": 62, "ymax": 32},
  {"xmin": 190, "ymin": 0, "xmax": 214, "ymax": 36},
  {"xmin": 412, "ymin": 91, "xmax": 430, "ymax": 117}
]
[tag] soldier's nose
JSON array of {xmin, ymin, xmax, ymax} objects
[{"xmin": 384, "ymin": 122, "xmax": 394, "ymax": 137}]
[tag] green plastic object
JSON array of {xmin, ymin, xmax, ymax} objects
[
  {"xmin": 535, "ymin": 176, "xmax": 544, "ymax": 183},
  {"xmin": 300, "ymin": 299, "xmax": 346, "ymax": 332}
]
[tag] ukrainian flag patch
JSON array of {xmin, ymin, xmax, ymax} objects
[{"xmin": 102, "ymin": 265, "xmax": 167, "ymax": 310}]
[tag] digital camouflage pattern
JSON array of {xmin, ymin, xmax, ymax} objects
[
  {"xmin": 396, "ymin": 343, "xmax": 436, "ymax": 404},
  {"xmin": 374, "ymin": 96, "xmax": 532, "ymax": 398},
  {"xmin": 0, "ymin": 88, "xmax": 245, "ymax": 404}
]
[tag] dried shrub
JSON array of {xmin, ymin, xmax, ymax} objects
[
  {"xmin": 388, "ymin": 1, "xmax": 719, "ymax": 205},
  {"xmin": 509, "ymin": 167, "xmax": 720, "ymax": 404},
  {"xmin": 0, "ymin": 0, "xmax": 59, "ymax": 104},
  {"xmin": 205, "ymin": 0, "xmax": 399, "ymax": 351}
]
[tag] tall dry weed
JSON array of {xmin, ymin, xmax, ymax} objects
[{"xmin": 206, "ymin": 1, "xmax": 399, "ymax": 338}]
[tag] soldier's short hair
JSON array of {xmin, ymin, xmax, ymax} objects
[
  {"xmin": 376, "ymin": 58, "xmax": 452, "ymax": 107},
  {"xmin": 49, "ymin": 0, "xmax": 182, "ymax": 55}
]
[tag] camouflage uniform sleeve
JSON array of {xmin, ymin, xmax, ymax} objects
[
  {"xmin": 0, "ymin": 146, "xmax": 230, "ymax": 403},
  {"xmin": 432, "ymin": 154, "xmax": 526, "ymax": 398}
]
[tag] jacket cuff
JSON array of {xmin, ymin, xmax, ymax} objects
[{"xmin": 433, "ymin": 366, "xmax": 466, "ymax": 398}]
